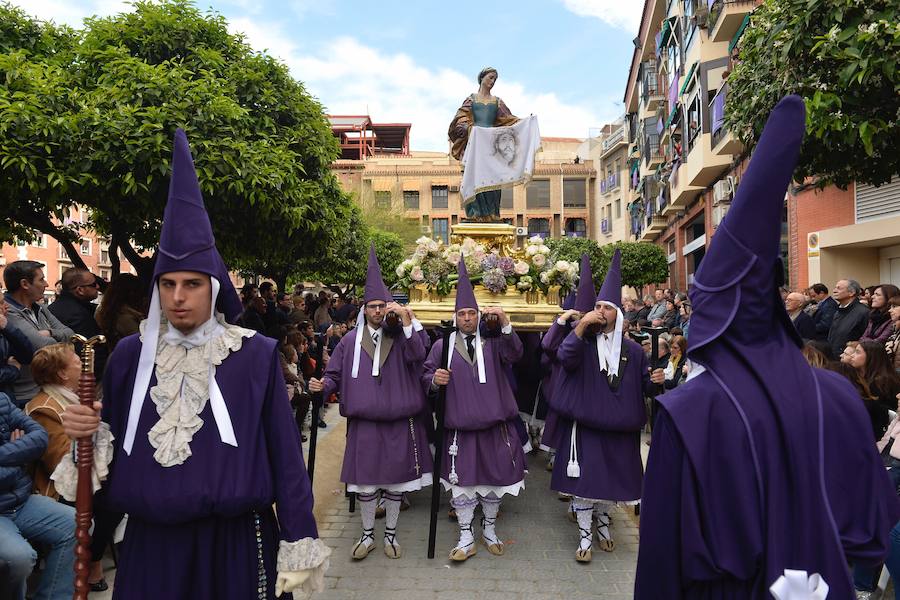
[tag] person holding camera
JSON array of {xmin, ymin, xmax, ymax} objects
[
  {"xmin": 548, "ymin": 250, "xmax": 663, "ymax": 563},
  {"xmin": 309, "ymin": 246, "xmax": 432, "ymax": 562}
]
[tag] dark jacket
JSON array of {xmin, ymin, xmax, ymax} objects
[
  {"xmin": 812, "ymin": 296, "xmax": 838, "ymax": 341},
  {"xmin": 0, "ymin": 392, "xmax": 48, "ymax": 512},
  {"xmin": 790, "ymin": 310, "xmax": 816, "ymax": 341},
  {"xmin": 48, "ymin": 291, "xmax": 107, "ymax": 377},
  {"xmin": 0, "ymin": 323, "xmax": 33, "ymax": 400},
  {"xmin": 827, "ymin": 298, "xmax": 870, "ymax": 358}
]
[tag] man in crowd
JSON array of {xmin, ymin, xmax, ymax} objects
[
  {"xmin": 646, "ymin": 289, "xmax": 667, "ymax": 324},
  {"xmin": 288, "ymin": 294, "xmax": 307, "ymax": 325},
  {"xmin": 239, "ymin": 294, "xmax": 267, "ymax": 336},
  {"xmin": 0, "ymin": 391, "xmax": 75, "ymax": 600},
  {"xmin": 313, "ymin": 294, "xmax": 332, "ymax": 332},
  {"xmin": 48, "ymin": 267, "xmax": 107, "ymax": 376},
  {"xmin": 424, "ymin": 260, "xmax": 525, "ymax": 562},
  {"xmin": 2, "ymin": 261, "xmax": 73, "ymax": 406},
  {"xmin": 309, "ymin": 245, "xmax": 432, "ymax": 561},
  {"xmin": 809, "ymin": 282, "xmax": 837, "ymax": 341},
  {"xmin": 549, "ymin": 250, "xmax": 660, "ymax": 562},
  {"xmin": 59, "ymin": 129, "xmax": 329, "ymax": 599},
  {"xmin": 635, "ymin": 96, "xmax": 897, "ymax": 598},
  {"xmin": 332, "ymin": 295, "xmax": 355, "ymax": 325},
  {"xmin": 785, "ymin": 292, "xmax": 815, "ymax": 341},
  {"xmin": 828, "ymin": 278, "xmax": 870, "ymax": 359}
]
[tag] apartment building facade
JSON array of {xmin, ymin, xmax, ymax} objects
[{"xmin": 624, "ymin": 0, "xmax": 761, "ymax": 290}]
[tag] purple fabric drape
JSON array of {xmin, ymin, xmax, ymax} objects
[{"xmin": 711, "ymin": 87, "xmax": 726, "ymax": 134}]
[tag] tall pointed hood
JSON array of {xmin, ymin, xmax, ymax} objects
[
  {"xmin": 687, "ymin": 95, "xmax": 806, "ymax": 354},
  {"xmin": 363, "ymin": 242, "xmax": 391, "ymax": 304},
  {"xmin": 454, "ymin": 259, "xmax": 479, "ymax": 312},
  {"xmin": 573, "ymin": 253, "xmax": 596, "ymax": 313},
  {"xmin": 153, "ymin": 128, "xmax": 242, "ymax": 323},
  {"xmin": 596, "ymin": 249, "xmax": 622, "ymax": 308},
  {"xmin": 561, "ymin": 291, "xmax": 576, "ymax": 311}
]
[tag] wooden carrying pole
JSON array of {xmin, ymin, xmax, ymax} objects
[
  {"xmin": 72, "ymin": 334, "xmax": 105, "ymax": 600},
  {"xmin": 427, "ymin": 321, "xmax": 455, "ymax": 559}
]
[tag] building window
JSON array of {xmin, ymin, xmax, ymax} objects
[
  {"xmin": 80, "ymin": 239, "xmax": 92, "ymax": 256},
  {"xmin": 686, "ymin": 92, "xmax": 702, "ymax": 151},
  {"xmin": 432, "ymin": 218, "xmax": 449, "ymax": 244},
  {"xmin": 100, "ymin": 268, "xmax": 111, "ymax": 281},
  {"xmin": 374, "ymin": 191, "xmax": 391, "ymax": 209},
  {"xmin": 527, "ymin": 218, "xmax": 551, "ymax": 239},
  {"xmin": 500, "ymin": 187, "xmax": 513, "ymax": 209},
  {"xmin": 615, "ymin": 199, "xmax": 621, "ymax": 219},
  {"xmin": 58, "ymin": 244, "xmax": 71, "ymax": 261},
  {"xmin": 526, "ymin": 180, "xmax": 551, "ymax": 209},
  {"xmin": 403, "ymin": 190, "xmax": 419, "ymax": 210},
  {"xmin": 431, "ymin": 186, "xmax": 448, "ymax": 209},
  {"xmin": 563, "ymin": 178, "xmax": 586, "ymax": 208},
  {"xmin": 565, "ymin": 218, "xmax": 586, "ymax": 238}
]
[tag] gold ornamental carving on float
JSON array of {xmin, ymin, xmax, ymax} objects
[{"xmin": 405, "ymin": 223, "xmax": 568, "ymax": 332}]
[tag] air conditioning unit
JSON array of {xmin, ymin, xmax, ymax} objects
[
  {"xmin": 449, "ymin": 185, "xmax": 460, "ymax": 193},
  {"xmin": 515, "ymin": 227, "xmax": 528, "ymax": 237},
  {"xmin": 711, "ymin": 203, "xmax": 730, "ymax": 229},
  {"xmin": 420, "ymin": 226, "xmax": 431, "ymax": 234},
  {"xmin": 712, "ymin": 179, "xmax": 733, "ymax": 204}
]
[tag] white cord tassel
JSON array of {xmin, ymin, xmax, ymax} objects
[
  {"xmin": 567, "ymin": 421, "xmax": 580, "ymax": 478},
  {"xmin": 448, "ymin": 430, "xmax": 460, "ymax": 485}
]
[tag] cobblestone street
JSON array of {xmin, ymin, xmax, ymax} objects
[{"xmin": 314, "ymin": 445, "xmax": 643, "ymax": 600}]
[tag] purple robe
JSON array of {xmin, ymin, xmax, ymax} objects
[
  {"xmin": 321, "ymin": 326, "xmax": 433, "ymax": 486},
  {"xmin": 549, "ymin": 332, "xmax": 650, "ymax": 501},
  {"xmin": 100, "ymin": 333, "xmax": 316, "ymax": 600},
  {"xmin": 422, "ymin": 330, "xmax": 526, "ymax": 488},
  {"xmin": 538, "ymin": 319, "xmax": 571, "ymax": 451}
]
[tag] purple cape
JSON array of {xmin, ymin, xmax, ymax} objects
[
  {"xmin": 635, "ymin": 95, "xmax": 900, "ymax": 598},
  {"xmin": 100, "ymin": 332, "xmax": 316, "ymax": 599}
]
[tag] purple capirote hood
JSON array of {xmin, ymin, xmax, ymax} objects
[{"xmin": 153, "ymin": 128, "xmax": 242, "ymax": 323}]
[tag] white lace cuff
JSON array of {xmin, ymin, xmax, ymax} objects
[
  {"xmin": 51, "ymin": 422, "xmax": 115, "ymax": 502},
  {"xmin": 276, "ymin": 537, "xmax": 331, "ymax": 596}
]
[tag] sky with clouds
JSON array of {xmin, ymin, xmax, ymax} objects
[{"xmin": 11, "ymin": 0, "xmax": 643, "ymax": 151}]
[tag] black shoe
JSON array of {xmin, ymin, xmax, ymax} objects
[
  {"xmin": 89, "ymin": 579, "xmax": 109, "ymax": 592},
  {"xmin": 318, "ymin": 419, "xmax": 327, "ymax": 428},
  {"xmin": 301, "ymin": 434, "xmax": 308, "ymax": 442}
]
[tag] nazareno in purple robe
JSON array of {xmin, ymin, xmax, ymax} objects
[
  {"xmin": 422, "ymin": 330, "xmax": 526, "ymax": 495},
  {"xmin": 321, "ymin": 325, "xmax": 433, "ymax": 489},
  {"xmin": 99, "ymin": 332, "xmax": 317, "ymax": 600},
  {"xmin": 634, "ymin": 96, "xmax": 900, "ymax": 598},
  {"xmin": 538, "ymin": 319, "xmax": 571, "ymax": 451},
  {"xmin": 549, "ymin": 332, "xmax": 651, "ymax": 502}
]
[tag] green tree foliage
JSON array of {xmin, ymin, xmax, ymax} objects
[
  {"xmin": 0, "ymin": 0, "xmax": 353, "ymax": 281},
  {"xmin": 546, "ymin": 238, "xmax": 669, "ymax": 289},
  {"xmin": 726, "ymin": 0, "xmax": 899, "ymax": 188}
]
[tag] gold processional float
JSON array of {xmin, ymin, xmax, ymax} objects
[{"xmin": 400, "ymin": 223, "xmax": 577, "ymax": 332}]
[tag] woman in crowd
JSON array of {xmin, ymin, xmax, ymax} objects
[
  {"xmin": 24, "ymin": 343, "xmax": 81, "ymax": 500},
  {"xmin": 861, "ymin": 284, "xmax": 900, "ymax": 343},
  {"xmin": 95, "ymin": 273, "xmax": 147, "ymax": 351},
  {"xmin": 827, "ymin": 361, "xmax": 888, "ymax": 440},
  {"xmin": 884, "ymin": 295, "xmax": 900, "ymax": 371},
  {"xmin": 840, "ymin": 341, "xmax": 860, "ymax": 365},
  {"xmin": 660, "ymin": 299, "xmax": 679, "ymax": 330},
  {"xmin": 851, "ymin": 341, "xmax": 900, "ymax": 415},
  {"xmin": 870, "ymin": 392, "xmax": 900, "ymax": 599},
  {"xmin": 678, "ymin": 302, "xmax": 691, "ymax": 339},
  {"xmin": 663, "ymin": 335, "xmax": 688, "ymax": 390},
  {"xmin": 801, "ymin": 342, "xmax": 830, "ymax": 369}
]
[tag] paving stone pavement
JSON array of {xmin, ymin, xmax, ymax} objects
[{"xmin": 315, "ymin": 447, "xmax": 643, "ymax": 600}]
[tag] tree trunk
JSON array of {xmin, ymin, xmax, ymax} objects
[
  {"xmin": 109, "ymin": 235, "xmax": 121, "ymax": 278},
  {"xmin": 15, "ymin": 209, "xmax": 89, "ymax": 271},
  {"xmin": 274, "ymin": 271, "xmax": 288, "ymax": 296}
]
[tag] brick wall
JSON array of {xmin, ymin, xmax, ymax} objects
[{"xmin": 788, "ymin": 183, "xmax": 854, "ymax": 289}]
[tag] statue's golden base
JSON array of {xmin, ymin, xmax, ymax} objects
[{"xmin": 407, "ymin": 223, "xmax": 562, "ymax": 332}]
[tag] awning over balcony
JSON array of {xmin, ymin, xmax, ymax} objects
[
  {"xmin": 679, "ymin": 62, "xmax": 698, "ymax": 95},
  {"xmin": 729, "ymin": 14, "xmax": 751, "ymax": 53}
]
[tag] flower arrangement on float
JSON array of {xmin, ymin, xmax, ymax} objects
[{"xmin": 396, "ymin": 235, "xmax": 577, "ymax": 303}]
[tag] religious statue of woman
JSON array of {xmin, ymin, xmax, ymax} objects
[{"xmin": 448, "ymin": 67, "xmax": 519, "ymax": 222}]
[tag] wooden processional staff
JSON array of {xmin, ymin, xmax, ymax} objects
[{"xmin": 71, "ymin": 334, "xmax": 105, "ymax": 600}]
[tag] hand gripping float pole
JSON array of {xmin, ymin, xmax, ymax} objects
[
  {"xmin": 71, "ymin": 334, "xmax": 106, "ymax": 600},
  {"xmin": 427, "ymin": 321, "xmax": 455, "ymax": 559}
]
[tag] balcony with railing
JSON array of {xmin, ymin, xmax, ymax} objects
[
  {"xmin": 600, "ymin": 172, "xmax": 621, "ymax": 195},
  {"xmin": 601, "ymin": 126, "xmax": 627, "ymax": 157},
  {"xmin": 710, "ymin": 85, "xmax": 743, "ymax": 156},
  {"xmin": 643, "ymin": 135, "xmax": 665, "ymax": 168},
  {"xmin": 708, "ymin": 0, "xmax": 757, "ymax": 43},
  {"xmin": 640, "ymin": 68, "xmax": 667, "ymax": 114}
]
